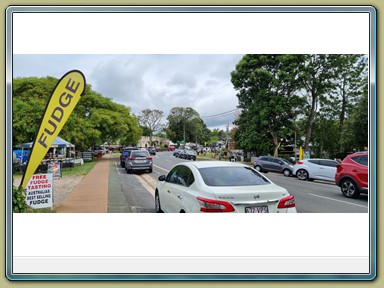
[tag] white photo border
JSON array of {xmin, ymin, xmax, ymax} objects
[{"xmin": 6, "ymin": 5, "xmax": 377, "ymax": 281}]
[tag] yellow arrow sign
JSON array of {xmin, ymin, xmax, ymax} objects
[{"xmin": 20, "ymin": 70, "xmax": 86, "ymax": 188}]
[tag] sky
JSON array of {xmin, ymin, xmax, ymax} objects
[{"xmin": 13, "ymin": 54, "xmax": 244, "ymax": 131}]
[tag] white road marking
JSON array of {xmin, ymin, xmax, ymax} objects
[
  {"xmin": 114, "ymin": 161, "xmax": 122, "ymax": 174},
  {"xmin": 153, "ymin": 164, "xmax": 169, "ymax": 173},
  {"xmin": 307, "ymin": 193, "xmax": 368, "ymax": 208},
  {"xmin": 134, "ymin": 174, "xmax": 156, "ymax": 198}
]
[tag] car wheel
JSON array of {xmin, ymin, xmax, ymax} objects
[
  {"xmin": 254, "ymin": 165, "xmax": 262, "ymax": 172},
  {"xmin": 283, "ymin": 169, "xmax": 291, "ymax": 177},
  {"xmin": 155, "ymin": 191, "xmax": 163, "ymax": 213},
  {"xmin": 340, "ymin": 178, "xmax": 360, "ymax": 198},
  {"xmin": 148, "ymin": 168, "xmax": 153, "ymax": 173},
  {"xmin": 126, "ymin": 169, "xmax": 131, "ymax": 174},
  {"xmin": 296, "ymin": 169, "xmax": 308, "ymax": 180}
]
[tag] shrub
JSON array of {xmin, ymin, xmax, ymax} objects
[{"xmin": 12, "ymin": 185, "xmax": 32, "ymax": 213}]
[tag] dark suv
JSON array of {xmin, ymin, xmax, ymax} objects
[
  {"xmin": 335, "ymin": 151, "xmax": 368, "ymax": 198},
  {"xmin": 120, "ymin": 147, "xmax": 139, "ymax": 168},
  {"xmin": 253, "ymin": 156, "xmax": 293, "ymax": 176}
]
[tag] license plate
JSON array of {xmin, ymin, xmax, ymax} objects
[
  {"xmin": 245, "ymin": 206, "xmax": 269, "ymax": 213},
  {"xmin": 135, "ymin": 160, "xmax": 146, "ymax": 163}
]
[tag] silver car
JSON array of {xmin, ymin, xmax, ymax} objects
[
  {"xmin": 125, "ymin": 150, "xmax": 153, "ymax": 173},
  {"xmin": 292, "ymin": 159, "xmax": 338, "ymax": 182}
]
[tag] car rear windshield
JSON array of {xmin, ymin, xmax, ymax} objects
[
  {"xmin": 198, "ymin": 167, "xmax": 270, "ymax": 186},
  {"xmin": 131, "ymin": 151, "xmax": 149, "ymax": 158}
]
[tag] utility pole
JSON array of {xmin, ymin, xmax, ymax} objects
[{"xmin": 225, "ymin": 123, "xmax": 229, "ymax": 149}]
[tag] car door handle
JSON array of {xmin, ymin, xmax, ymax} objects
[
  {"xmin": 177, "ymin": 195, "xmax": 182, "ymax": 200},
  {"xmin": 167, "ymin": 190, "xmax": 171, "ymax": 193}
]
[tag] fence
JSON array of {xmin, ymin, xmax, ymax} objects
[{"xmin": 77, "ymin": 151, "xmax": 93, "ymax": 162}]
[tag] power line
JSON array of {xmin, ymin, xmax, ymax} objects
[{"xmin": 201, "ymin": 108, "xmax": 240, "ymax": 119}]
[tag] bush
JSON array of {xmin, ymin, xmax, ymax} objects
[{"xmin": 12, "ymin": 185, "xmax": 32, "ymax": 213}]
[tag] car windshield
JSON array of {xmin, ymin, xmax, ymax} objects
[{"xmin": 198, "ymin": 167, "xmax": 270, "ymax": 187}]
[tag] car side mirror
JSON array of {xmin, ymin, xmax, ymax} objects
[{"xmin": 158, "ymin": 175, "xmax": 166, "ymax": 181}]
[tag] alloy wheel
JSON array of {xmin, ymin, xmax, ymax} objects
[{"xmin": 296, "ymin": 169, "xmax": 308, "ymax": 180}]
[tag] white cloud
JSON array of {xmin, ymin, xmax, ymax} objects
[{"xmin": 13, "ymin": 54, "xmax": 243, "ymax": 130}]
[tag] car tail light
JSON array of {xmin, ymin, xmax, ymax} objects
[
  {"xmin": 128, "ymin": 157, "xmax": 135, "ymax": 160},
  {"xmin": 197, "ymin": 197, "xmax": 235, "ymax": 212},
  {"xmin": 277, "ymin": 195, "xmax": 296, "ymax": 209},
  {"xmin": 146, "ymin": 156, "xmax": 152, "ymax": 160},
  {"xmin": 296, "ymin": 161, "xmax": 304, "ymax": 165}
]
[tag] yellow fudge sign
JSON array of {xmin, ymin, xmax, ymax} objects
[{"xmin": 20, "ymin": 70, "xmax": 86, "ymax": 188}]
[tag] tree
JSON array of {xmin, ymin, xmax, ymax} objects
[
  {"xmin": 231, "ymin": 54, "xmax": 306, "ymax": 155},
  {"xmin": 12, "ymin": 77, "xmax": 142, "ymax": 150},
  {"xmin": 166, "ymin": 107, "xmax": 202, "ymax": 144},
  {"xmin": 340, "ymin": 88, "xmax": 369, "ymax": 151},
  {"xmin": 138, "ymin": 109, "xmax": 164, "ymax": 145},
  {"xmin": 300, "ymin": 54, "xmax": 368, "ymax": 154},
  {"xmin": 299, "ymin": 55, "xmax": 338, "ymax": 152},
  {"xmin": 329, "ymin": 55, "xmax": 368, "ymax": 150}
]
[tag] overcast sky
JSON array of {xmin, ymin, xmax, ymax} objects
[{"xmin": 13, "ymin": 54, "xmax": 244, "ymax": 130}]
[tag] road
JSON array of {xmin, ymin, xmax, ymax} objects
[{"xmin": 111, "ymin": 151, "xmax": 369, "ymax": 213}]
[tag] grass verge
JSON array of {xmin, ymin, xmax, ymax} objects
[{"xmin": 61, "ymin": 160, "xmax": 98, "ymax": 176}]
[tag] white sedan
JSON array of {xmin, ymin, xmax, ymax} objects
[{"xmin": 155, "ymin": 161, "xmax": 297, "ymax": 213}]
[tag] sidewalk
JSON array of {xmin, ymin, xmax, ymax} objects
[{"xmin": 56, "ymin": 154, "xmax": 111, "ymax": 213}]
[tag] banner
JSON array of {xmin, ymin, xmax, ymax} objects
[
  {"xmin": 20, "ymin": 70, "xmax": 86, "ymax": 188},
  {"xmin": 48, "ymin": 162, "xmax": 62, "ymax": 179}
]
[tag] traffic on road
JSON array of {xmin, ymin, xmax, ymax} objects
[{"xmin": 112, "ymin": 151, "xmax": 368, "ymax": 213}]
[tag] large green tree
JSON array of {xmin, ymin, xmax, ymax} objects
[
  {"xmin": 166, "ymin": 107, "xmax": 205, "ymax": 144},
  {"xmin": 340, "ymin": 86, "xmax": 369, "ymax": 151},
  {"xmin": 13, "ymin": 76, "xmax": 142, "ymax": 150},
  {"xmin": 231, "ymin": 54, "xmax": 306, "ymax": 155}
]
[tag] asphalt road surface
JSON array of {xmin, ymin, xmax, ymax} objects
[{"xmin": 112, "ymin": 151, "xmax": 369, "ymax": 213}]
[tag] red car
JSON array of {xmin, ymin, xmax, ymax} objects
[
  {"xmin": 335, "ymin": 151, "xmax": 368, "ymax": 198},
  {"xmin": 167, "ymin": 146, "xmax": 176, "ymax": 151}
]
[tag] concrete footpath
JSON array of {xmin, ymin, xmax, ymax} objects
[{"xmin": 56, "ymin": 154, "xmax": 111, "ymax": 213}]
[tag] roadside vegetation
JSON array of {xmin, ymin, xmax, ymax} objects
[
  {"xmin": 13, "ymin": 160, "xmax": 99, "ymax": 178},
  {"xmin": 61, "ymin": 160, "xmax": 98, "ymax": 177},
  {"xmin": 13, "ymin": 54, "xmax": 368, "ymax": 160}
]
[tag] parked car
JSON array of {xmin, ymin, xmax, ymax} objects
[
  {"xmin": 125, "ymin": 150, "xmax": 153, "ymax": 173},
  {"xmin": 168, "ymin": 146, "xmax": 176, "ymax": 151},
  {"xmin": 93, "ymin": 148, "xmax": 106, "ymax": 156},
  {"xmin": 155, "ymin": 146, "xmax": 163, "ymax": 152},
  {"xmin": 173, "ymin": 149, "xmax": 182, "ymax": 157},
  {"xmin": 292, "ymin": 158, "xmax": 338, "ymax": 182},
  {"xmin": 120, "ymin": 147, "xmax": 139, "ymax": 167},
  {"xmin": 147, "ymin": 146, "xmax": 157, "ymax": 155},
  {"xmin": 253, "ymin": 156, "xmax": 293, "ymax": 176},
  {"xmin": 335, "ymin": 151, "xmax": 368, "ymax": 198},
  {"xmin": 155, "ymin": 161, "xmax": 297, "ymax": 213},
  {"xmin": 178, "ymin": 150, "xmax": 197, "ymax": 161}
]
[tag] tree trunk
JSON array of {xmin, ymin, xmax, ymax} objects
[
  {"xmin": 338, "ymin": 82, "xmax": 347, "ymax": 151},
  {"xmin": 304, "ymin": 91, "xmax": 317, "ymax": 151},
  {"xmin": 270, "ymin": 132, "xmax": 279, "ymax": 156}
]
